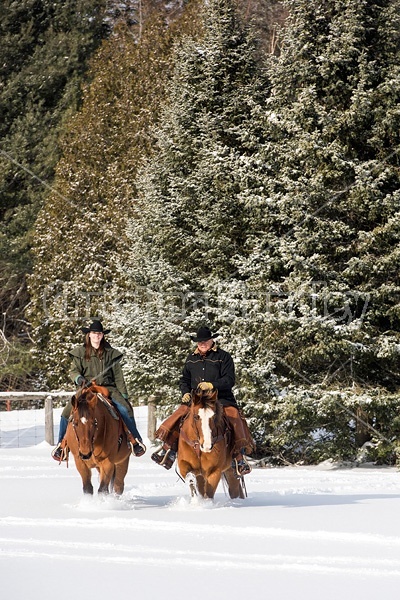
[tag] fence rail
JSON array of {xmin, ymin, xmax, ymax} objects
[{"xmin": 0, "ymin": 392, "xmax": 159, "ymax": 446}]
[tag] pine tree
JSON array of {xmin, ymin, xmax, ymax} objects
[
  {"xmin": 28, "ymin": 2, "xmax": 203, "ymax": 388},
  {"xmin": 235, "ymin": 0, "xmax": 400, "ymax": 460},
  {"xmin": 112, "ymin": 0, "xmax": 268, "ymax": 403},
  {"xmin": 0, "ymin": 0, "xmax": 110, "ymax": 389}
]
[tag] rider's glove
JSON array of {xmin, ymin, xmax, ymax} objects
[
  {"xmin": 76, "ymin": 375, "xmax": 89, "ymax": 387},
  {"xmin": 198, "ymin": 381, "xmax": 214, "ymax": 391},
  {"xmin": 181, "ymin": 393, "xmax": 191, "ymax": 404}
]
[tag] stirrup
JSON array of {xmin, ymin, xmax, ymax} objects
[
  {"xmin": 151, "ymin": 448, "xmax": 176, "ymax": 470},
  {"xmin": 130, "ymin": 440, "xmax": 146, "ymax": 457},
  {"xmin": 51, "ymin": 443, "xmax": 68, "ymax": 463},
  {"xmin": 232, "ymin": 455, "xmax": 251, "ymax": 478}
]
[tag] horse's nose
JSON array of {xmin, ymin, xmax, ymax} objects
[
  {"xmin": 200, "ymin": 443, "xmax": 213, "ymax": 453},
  {"xmin": 79, "ymin": 451, "xmax": 93, "ymax": 460}
]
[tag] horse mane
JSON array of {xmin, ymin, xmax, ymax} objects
[
  {"xmin": 77, "ymin": 395, "xmax": 92, "ymax": 420},
  {"xmin": 192, "ymin": 388, "xmax": 224, "ymax": 427},
  {"xmin": 73, "ymin": 384, "xmax": 108, "ymax": 420}
]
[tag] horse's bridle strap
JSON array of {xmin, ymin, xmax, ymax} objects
[
  {"xmin": 179, "ymin": 428, "xmax": 226, "ymax": 458},
  {"xmin": 179, "ymin": 428, "xmax": 201, "ymax": 457}
]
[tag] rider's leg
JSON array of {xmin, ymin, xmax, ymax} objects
[
  {"xmin": 223, "ymin": 405, "xmax": 254, "ymax": 477},
  {"xmin": 51, "ymin": 404, "xmax": 71, "ymax": 461},
  {"xmin": 110, "ymin": 392, "xmax": 146, "ymax": 456},
  {"xmin": 151, "ymin": 404, "xmax": 189, "ymax": 469},
  {"xmin": 151, "ymin": 445, "xmax": 177, "ymax": 470}
]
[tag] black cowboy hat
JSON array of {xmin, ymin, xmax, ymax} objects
[
  {"xmin": 190, "ymin": 326, "xmax": 219, "ymax": 342},
  {"xmin": 81, "ymin": 320, "xmax": 110, "ymax": 334}
]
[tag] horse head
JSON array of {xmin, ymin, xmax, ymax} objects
[
  {"xmin": 70, "ymin": 384, "xmax": 107, "ymax": 460},
  {"xmin": 191, "ymin": 383, "xmax": 222, "ymax": 452}
]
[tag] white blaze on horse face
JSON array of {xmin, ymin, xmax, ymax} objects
[
  {"xmin": 198, "ymin": 407, "xmax": 214, "ymax": 452},
  {"xmin": 80, "ymin": 417, "xmax": 87, "ymax": 424}
]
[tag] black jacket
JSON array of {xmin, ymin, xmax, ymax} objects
[{"xmin": 180, "ymin": 345, "xmax": 237, "ymax": 407}]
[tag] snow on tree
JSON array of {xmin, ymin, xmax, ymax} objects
[
  {"xmin": 111, "ymin": 0, "xmax": 268, "ymax": 407},
  {"xmin": 28, "ymin": 6, "xmax": 202, "ymax": 387},
  {"xmin": 233, "ymin": 0, "xmax": 400, "ymax": 461}
]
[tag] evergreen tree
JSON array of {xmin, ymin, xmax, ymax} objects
[
  {"xmin": 28, "ymin": 1, "xmax": 203, "ymax": 388},
  {"xmin": 235, "ymin": 0, "xmax": 400, "ymax": 461},
  {"xmin": 0, "ymin": 0, "xmax": 110, "ymax": 388},
  {"xmin": 112, "ymin": 0, "xmax": 267, "ymax": 403}
]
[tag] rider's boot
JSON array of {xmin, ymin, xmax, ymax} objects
[
  {"xmin": 51, "ymin": 441, "xmax": 68, "ymax": 462},
  {"xmin": 127, "ymin": 432, "xmax": 146, "ymax": 457},
  {"xmin": 151, "ymin": 445, "xmax": 176, "ymax": 470},
  {"xmin": 51, "ymin": 416, "xmax": 69, "ymax": 462},
  {"xmin": 232, "ymin": 450, "xmax": 252, "ymax": 478}
]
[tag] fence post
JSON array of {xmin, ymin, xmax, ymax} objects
[
  {"xmin": 45, "ymin": 395, "xmax": 54, "ymax": 445},
  {"xmin": 147, "ymin": 394, "xmax": 158, "ymax": 442}
]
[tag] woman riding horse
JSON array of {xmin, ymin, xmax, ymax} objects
[
  {"xmin": 52, "ymin": 320, "xmax": 146, "ymax": 461},
  {"xmin": 151, "ymin": 326, "xmax": 255, "ymax": 476},
  {"xmin": 66, "ymin": 384, "xmax": 132, "ymax": 495}
]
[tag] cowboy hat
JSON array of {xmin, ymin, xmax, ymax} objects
[
  {"xmin": 190, "ymin": 326, "xmax": 219, "ymax": 342},
  {"xmin": 81, "ymin": 320, "xmax": 110, "ymax": 334}
]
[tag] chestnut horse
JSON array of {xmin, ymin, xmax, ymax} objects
[
  {"xmin": 65, "ymin": 384, "xmax": 131, "ymax": 495},
  {"xmin": 178, "ymin": 386, "xmax": 245, "ymax": 500}
]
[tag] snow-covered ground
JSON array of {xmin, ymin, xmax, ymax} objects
[{"xmin": 1, "ymin": 405, "xmax": 400, "ymax": 599}]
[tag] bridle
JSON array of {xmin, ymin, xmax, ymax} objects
[
  {"xmin": 180, "ymin": 400, "xmax": 225, "ymax": 458},
  {"xmin": 71, "ymin": 401, "xmax": 99, "ymax": 461}
]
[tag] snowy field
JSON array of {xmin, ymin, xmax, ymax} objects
[{"xmin": 1, "ymin": 406, "xmax": 400, "ymax": 599}]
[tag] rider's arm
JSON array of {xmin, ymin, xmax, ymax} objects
[
  {"xmin": 111, "ymin": 356, "xmax": 128, "ymax": 398},
  {"xmin": 68, "ymin": 348, "xmax": 85, "ymax": 386},
  {"xmin": 179, "ymin": 362, "xmax": 192, "ymax": 396}
]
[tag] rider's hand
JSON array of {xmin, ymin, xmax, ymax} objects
[
  {"xmin": 181, "ymin": 393, "xmax": 191, "ymax": 404},
  {"xmin": 76, "ymin": 375, "xmax": 89, "ymax": 387},
  {"xmin": 198, "ymin": 381, "xmax": 214, "ymax": 391}
]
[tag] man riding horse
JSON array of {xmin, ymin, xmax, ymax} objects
[{"xmin": 151, "ymin": 326, "xmax": 255, "ymax": 476}]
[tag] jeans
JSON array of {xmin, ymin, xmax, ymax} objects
[
  {"xmin": 57, "ymin": 415, "xmax": 69, "ymax": 443},
  {"xmin": 111, "ymin": 400, "xmax": 142, "ymax": 441}
]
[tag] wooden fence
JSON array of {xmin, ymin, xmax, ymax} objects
[{"xmin": 0, "ymin": 392, "xmax": 159, "ymax": 446}]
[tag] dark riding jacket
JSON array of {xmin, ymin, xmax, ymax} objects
[
  {"xmin": 61, "ymin": 343, "xmax": 134, "ymax": 422},
  {"xmin": 68, "ymin": 343, "xmax": 128, "ymax": 398},
  {"xmin": 180, "ymin": 344, "xmax": 237, "ymax": 407}
]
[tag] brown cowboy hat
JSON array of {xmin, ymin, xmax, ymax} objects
[
  {"xmin": 190, "ymin": 326, "xmax": 219, "ymax": 342},
  {"xmin": 81, "ymin": 320, "xmax": 110, "ymax": 334}
]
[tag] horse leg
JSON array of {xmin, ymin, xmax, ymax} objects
[
  {"xmin": 74, "ymin": 458, "xmax": 93, "ymax": 495},
  {"xmin": 113, "ymin": 458, "xmax": 130, "ymax": 496},
  {"xmin": 97, "ymin": 460, "xmax": 115, "ymax": 495},
  {"xmin": 223, "ymin": 468, "xmax": 245, "ymax": 499},
  {"xmin": 202, "ymin": 470, "xmax": 222, "ymax": 499},
  {"xmin": 196, "ymin": 474, "xmax": 206, "ymax": 497},
  {"xmin": 178, "ymin": 460, "xmax": 198, "ymax": 497}
]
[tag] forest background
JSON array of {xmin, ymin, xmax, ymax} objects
[{"xmin": 1, "ymin": 0, "xmax": 400, "ymax": 465}]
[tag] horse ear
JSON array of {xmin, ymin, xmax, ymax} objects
[{"xmin": 71, "ymin": 394, "xmax": 78, "ymax": 408}]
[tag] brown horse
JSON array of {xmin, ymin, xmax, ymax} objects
[
  {"xmin": 178, "ymin": 386, "xmax": 245, "ymax": 500},
  {"xmin": 65, "ymin": 384, "xmax": 131, "ymax": 495}
]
